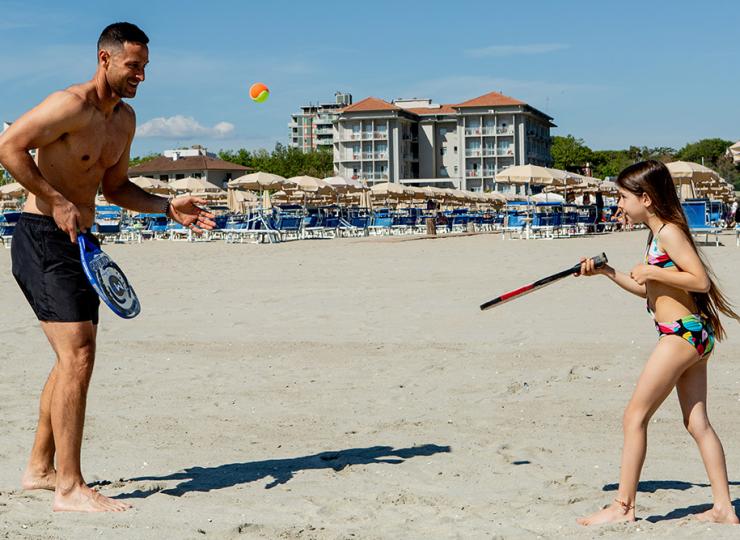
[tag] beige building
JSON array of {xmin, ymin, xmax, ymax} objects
[
  {"xmin": 128, "ymin": 146, "xmax": 250, "ymax": 188},
  {"xmin": 332, "ymin": 91, "xmax": 555, "ymax": 192}
]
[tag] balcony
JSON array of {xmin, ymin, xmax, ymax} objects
[
  {"xmin": 465, "ymin": 149, "xmax": 482, "ymax": 157},
  {"xmin": 374, "ymin": 131, "xmax": 388, "ymax": 139},
  {"xmin": 497, "ymin": 147, "xmax": 514, "ymax": 156},
  {"xmin": 496, "ymin": 127, "xmax": 515, "ymax": 135},
  {"xmin": 465, "ymin": 169, "xmax": 482, "ymax": 178},
  {"xmin": 341, "ymin": 132, "xmax": 362, "ymax": 141},
  {"xmin": 464, "ymin": 128, "xmax": 482, "ymax": 136},
  {"xmin": 361, "ymin": 132, "xmax": 374, "ymax": 140},
  {"xmin": 482, "ymin": 169, "xmax": 496, "ymax": 177},
  {"xmin": 343, "ymin": 154, "xmax": 362, "ymax": 161},
  {"xmin": 360, "ymin": 172, "xmax": 389, "ymax": 181},
  {"xmin": 314, "ymin": 128, "xmax": 333, "ymax": 136},
  {"xmin": 362, "ymin": 152, "xmax": 374, "ymax": 160},
  {"xmin": 374, "ymin": 152, "xmax": 388, "ymax": 160},
  {"xmin": 481, "ymin": 127, "xmax": 496, "ymax": 136}
]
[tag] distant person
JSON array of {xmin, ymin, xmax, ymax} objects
[
  {"xmin": 729, "ymin": 200, "xmax": 738, "ymax": 227},
  {"xmin": 576, "ymin": 161, "xmax": 739, "ymax": 526},
  {"xmin": 0, "ymin": 22, "xmax": 214, "ymax": 512}
]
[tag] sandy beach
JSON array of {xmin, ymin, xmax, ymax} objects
[{"xmin": 1, "ymin": 230, "xmax": 739, "ymax": 539}]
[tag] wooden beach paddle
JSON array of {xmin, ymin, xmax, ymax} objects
[{"xmin": 480, "ymin": 252, "xmax": 608, "ymax": 311}]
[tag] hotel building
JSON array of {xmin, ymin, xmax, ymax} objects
[
  {"xmin": 332, "ymin": 91, "xmax": 555, "ymax": 192},
  {"xmin": 288, "ymin": 92, "xmax": 353, "ymax": 153}
]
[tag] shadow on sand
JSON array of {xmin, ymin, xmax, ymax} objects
[{"xmin": 109, "ymin": 443, "xmax": 451, "ymax": 499}]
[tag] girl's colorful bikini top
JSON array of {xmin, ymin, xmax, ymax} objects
[{"xmin": 645, "ymin": 224, "xmax": 675, "ymax": 268}]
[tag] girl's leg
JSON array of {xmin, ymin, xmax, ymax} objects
[
  {"xmin": 578, "ymin": 336, "xmax": 699, "ymax": 526},
  {"xmin": 676, "ymin": 358, "xmax": 739, "ymax": 524}
]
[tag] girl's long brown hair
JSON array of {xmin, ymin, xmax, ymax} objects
[{"xmin": 616, "ymin": 160, "xmax": 739, "ymax": 340}]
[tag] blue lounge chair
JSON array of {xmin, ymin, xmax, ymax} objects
[
  {"xmin": 0, "ymin": 211, "xmax": 21, "ymax": 248},
  {"xmin": 682, "ymin": 199, "xmax": 721, "ymax": 246}
]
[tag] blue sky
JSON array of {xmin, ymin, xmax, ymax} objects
[{"xmin": 1, "ymin": 0, "xmax": 738, "ymax": 158}]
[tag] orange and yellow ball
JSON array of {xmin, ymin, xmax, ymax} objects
[{"xmin": 249, "ymin": 82, "xmax": 269, "ymax": 103}]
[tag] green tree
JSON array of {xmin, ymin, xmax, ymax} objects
[
  {"xmin": 675, "ymin": 138, "xmax": 733, "ymax": 168},
  {"xmin": 129, "ymin": 152, "xmax": 160, "ymax": 168},
  {"xmin": 218, "ymin": 144, "xmax": 334, "ymax": 178},
  {"xmin": 551, "ymin": 135, "xmax": 593, "ymax": 172}
]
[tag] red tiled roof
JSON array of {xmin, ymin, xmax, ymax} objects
[
  {"xmin": 340, "ymin": 96, "xmax": 400, "ymax": 113},
  {"xmin": 128, "ymin": 155, "xmax": 251, "ymax": 175},
  {"xmin": 454, "ymin": 91, "xmax": 525, "ymax": 108},
  {"xmin": 405, "ymin": 104, "xmax": 458, "ymax": 115}
]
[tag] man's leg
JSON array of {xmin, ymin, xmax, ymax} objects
[
  {"xmin": 41, "ymin": 321, "xmax": 129, "ymax": 512},
  {"xmin": 22, "ymin": 325, "xmax": 98, "ymax": 491},
  {"xmin": 22, "ymin": 364, "xmax": 58, "ymax": 490}
]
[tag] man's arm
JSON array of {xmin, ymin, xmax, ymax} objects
[
  {"xmin": 0, "ymin": 91, "xmax": 91, "ymax": 241},
  {"xmin": 101, "ymin": 125, "xmax": 170, "ymax": 215},
  {"xmin": 102, "ymin": 118, "xmax": 216, "ymax": 230}
]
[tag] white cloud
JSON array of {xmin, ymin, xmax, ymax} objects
[
  {"xmin": 465, "ymin": 43, "xmax": 569, "ymax": 58},
  {"xmin": 137, "ymin": 115, "xmax": 235, "ymax": 139}
]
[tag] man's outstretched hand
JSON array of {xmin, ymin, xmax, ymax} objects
[{"xmin": 169, "ymin": 197, "xmax": 216, "ymax": 231}]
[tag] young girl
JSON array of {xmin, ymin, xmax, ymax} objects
[{"xmin": 576, "ymin": 160, "xmax": 740, "ymax": 526}]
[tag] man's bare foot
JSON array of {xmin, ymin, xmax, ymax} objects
[
  {"xmin": 53, "ymin": 483, "xmax": 131, "ymax": 513},
  {"xmin": 21, "ymin": 468, "xmax": 57, "ymax": 491},
  {"xmin": 577, "ymin": 501, "xmax": 635, "ymax": 526},
  {"xmin": 695, "ymin": 506, "xmax": 740, "ymax": 525}
]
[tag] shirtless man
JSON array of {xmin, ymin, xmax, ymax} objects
[{"xmin": 0, "ymin": 22, "xmax": 215, "ymax": 512}]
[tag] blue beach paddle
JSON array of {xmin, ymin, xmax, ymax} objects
[{"xmin": 78, "ymin": 233, "xmax": 141, "ymax": 319}]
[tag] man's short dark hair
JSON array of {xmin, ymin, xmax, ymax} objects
[{"xmin": 97, "ymin": 22, "xmax": 149, "ymax": 51}]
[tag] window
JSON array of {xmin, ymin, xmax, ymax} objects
[
  {"xmin": 440, "ymin": 147, "xmax": 447, "ymax": 156},
  {"xmin": 175, "ymin": 174, "xmax": 185, "ymax": 180},
  {"xmin": 159, "ymin": 175, "xmax": 168, "ymax": 181}
]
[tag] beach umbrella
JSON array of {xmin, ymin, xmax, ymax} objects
[
  {"xmin": 323, "ymin": 175, "xmax": 367, "ymax": 192},
  {"xmin": 228, "ymin": 172, "xmax": 287, "ymax": 191},
  {"xmin": 666, "ymin": 161, "xmax": 718, "ymax": 182},
  {"xmin": 370, "ymin": 182, "xmax": 414, "ymax": 197},
  {"xmin": 170, "ymin": 176, "xmax": 223, "ymax": 193},
  {"xmin": 0, "ymin": 182, "xmax": 26, "ymax": 198},
  {"xmin": 191, "ymin": 187, "xmax": 227, "ymax": 200},
  {"xmin": 495, "ymin": 164, "xmax": 571, "ymax": 186},
  {"xmin": 227, "ymin": 189, "xmax": 259, "ymax": 212},
  {"xmin": 129, "ymin": 176, "xmax": 173, "ymax": 194},
  {"xmin": 531, "ymin": 192, "xmax": 564, "ymax": 203},
  {"xmin": 286, "ymin": 175, "xmax": 335, "ymax": 195},
  {"xmin": 666, "ymin": 161, "xmax": 719, "ymax": 200}
]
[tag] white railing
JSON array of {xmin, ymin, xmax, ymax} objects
[
  {"xmin": 362, "ymin": 152, "xmax": 373, "ymax": 160},
  {"xmin": 465, "ymin": 128, "xmax": 482, "ymax": 136},
  {"xmin": 481, "ymin": 127, "xmax": 496, "ymax": 136},
  {"xmin": 465, "ymin": 149, "xmax": 482, "ymax": 157},
  {"xmin": 496, "ymin": 127, "xmax": 515, "ymax": 135},
  {"xmin": 374, "ymin": 152, "xmax": 388, "ymax": 160},
  {"xmin": 362, "ymin": 132, "xmax": 374, "ymax": 140},
  {"xmin": 374, "ymin": 131, "xmax": 388, "ymax": 139},
  {"xmin": 466, "ymin": 170, "xmax": 481, "ymax": 178}
]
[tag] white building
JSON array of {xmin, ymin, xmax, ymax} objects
[
  {"xmin": 288, "ymin": 92, "xmax": 352, "ymax": 153},
  {"xmin": 332, "ymin": 91, "xmax": 555, "ymax": 193}
]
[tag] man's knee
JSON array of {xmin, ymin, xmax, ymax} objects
[{"xmin": 58, "ymin": 340, "xmax": 96, "ymax": 376}]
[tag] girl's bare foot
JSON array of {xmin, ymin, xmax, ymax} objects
[
  {"xmin": 577, "ymin": 500, "xmax": 636, "ymax": 526},
  {"xmin": 21, "ymin": 467, "xmax": 57, "ymax": 491},
  {"xmin": 53, "ymin": 482, "xmax": 131, "ymax": 513},
  {"xmin": 695, "ymin": 506, "xmax": 740, "ymax": 525}
]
